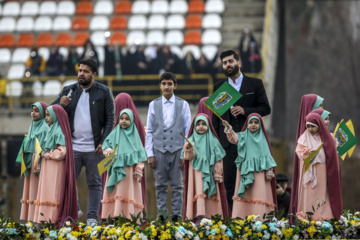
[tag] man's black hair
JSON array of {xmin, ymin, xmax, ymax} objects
[
  {"xmin": 78, "ymin": 59, "xmax": 98, "ymax": 74},
  {"xmin": 220, "ymin": 49, "xmax": 240, "ymax": 62}
]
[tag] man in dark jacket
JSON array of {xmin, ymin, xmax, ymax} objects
[
  {"xmin": 212, "ymin": 50, "xmax": 271, "ymax": 211},
  {"xmin": 52, "ymin": 59, "xmax": 114, "ymax": 226}
]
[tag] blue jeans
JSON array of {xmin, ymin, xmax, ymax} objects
[{"xmin": 74, "ymin": 151, "xmax": 104, "ymax": 220}]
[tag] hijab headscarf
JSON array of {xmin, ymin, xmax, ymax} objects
[
  {"xmin": 312, "ymin": 95, "xmax": 324, "ymax": 110},
  {"xmin": 236, "ymin": 114, "xmax": 277, "ymax": 198},
  {"xmin": 196, "ymin": 97, "xmax": 213, "ymax": 121},
  {"xmin": 23, "ymin": 102, "xmax": 49, "ymax": 176},
  {"xmin": 182, "ymin": 113, "xmax": 231, "ymax": 220},
  {"xmin": 300, "ymin": 113, "xmax": 342, "ymax": 219},
  {"xmin": 311, "ymin": 109, "xmax": 331, "ymax": 122},
  {"xmin": 102, "ymin": 109, "xmax": 147, "ymax": 193},
  {"xmin": 290, "ymin": 94, "xmax": 324, "ymax": 218},
  {"xmin": 181, "ymin": 115, "xmax": 225, "ymax": 197},
  {"xmin": 43, "ymin": 107, "xmax": 66, "ymax": 152},
  {"xmin": 47, "ymin": 105, "xmax": 78, "ymax": 226}
]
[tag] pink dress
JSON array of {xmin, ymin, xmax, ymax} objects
[
  {"xmin": 20, "ymin": 153, "xmax": 40, "ymax": 221},
  {"xmin": 33, "ymin": 146, "xmax": 65, "ymax": 223},
  {"xmin": 295, "ymin": 144, "xmax": 333, "ymax": 220},
  {"xmin": 183, "ymin": 148, "xmax": 223, "ymax": 219},
  {"xmin": 101, "ymin": 149, "xmax": 144, "ymax": 220},
  {"xmin": 226, "ymin": 130, "xmax": 276, "ymax": 219}
]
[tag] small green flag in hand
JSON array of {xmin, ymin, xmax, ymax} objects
[
  {"xmin": 335, "ymin": 121, "xmax": 358, "ymax": 156},
  {"xmin": 16, "ymin": 135, "xmax": 27, "ymax": 164},
  {"xmin": 98, "ymin": 145, "xmax": 118, "ymax": 176},
  {"xmin": 304, "ymin": 140, "xmax": 325, "ymax": 172},
  {"xmin": 204, "ymin": 81, "xmax": 242, "ymax": 117}
]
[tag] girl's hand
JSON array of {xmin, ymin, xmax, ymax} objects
[
  {"xmin": 184, "ymin": 142, "xmax": 193, "ymax": 150},
  {"xmin": 265, "ymin": 171, "xmax": 274, "ymax": 182},
  {"xmin": 134, "ymin": 171, "xmax": 143, "ymax": 182},
  {"xmin": 214, "ymin": 175, "xmax": 223, "ymax": 183},
  {"xmin": 222, "ymin": 120, "xmax": 230, "ymax": 128}
]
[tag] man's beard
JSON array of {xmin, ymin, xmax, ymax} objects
[
  {"xmin": 78, "ymin": 77, "xmax": 91, "ymax": 86},
  {"xmin": 223, "ymin": 64, "xmax": 240, "ymax": 77}
]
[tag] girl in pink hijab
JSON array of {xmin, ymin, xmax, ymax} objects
[
  {"xmin": 294, "ymin": 113, "xmax": 342, "ymax": 220},
  {"xmin": 290, "ymin": 94, "xmax": 324, "ymax": 218}
]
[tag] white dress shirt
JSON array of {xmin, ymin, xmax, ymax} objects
[
  {"xmin": 145, "ymin": 94, "xmax": 191, "ymax": 157},
  {"xmin": 228, "ymin": 73, "xmax": 243, "ymax": 92}
]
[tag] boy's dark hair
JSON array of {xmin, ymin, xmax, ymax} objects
[
  {"xmin": 220, "ymin": 50, "xmax": 240, "ymax": 62},
  {"xmin": 78, "ymin": 59, "xmax": 98, "ymax": 73},
  {"xmin": 159, "ymin": 72, "xmax": 177, "ymax": 84}
]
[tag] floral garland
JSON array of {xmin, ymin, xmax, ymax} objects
[{"xmin": 0, "ymin": 211, "xmax": 359, "ymax": 240}]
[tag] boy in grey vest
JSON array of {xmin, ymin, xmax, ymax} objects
[{"xmin": 145, "ymin": 72, "xmax": 191, "ymax": 222}]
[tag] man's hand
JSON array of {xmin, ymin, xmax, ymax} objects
[
  {"xmin": 94, "ymin": 144, "xmax": 103, "ymax": 155},
  {"xmin": 148, "ymin": 156, "xmax": 157, "ymax": 169},
  {"xmin": 60, "ymin": 96, "xmax": 71, "ymax": 107},
  {"xmin": 179, "ymin": 159, "xmax": 184, "ymax": 169},
  {"xmin": 230, "ymin": 106, "xmax": 245, "ymax": 116}
]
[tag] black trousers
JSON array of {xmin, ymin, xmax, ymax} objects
[{"xmin": 223, "ymin": 143, "xmax": 238, "ymax": 212}]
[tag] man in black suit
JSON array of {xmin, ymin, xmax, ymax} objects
[{"xmin": 212, "ymin": 49, "xmax": 271, "ymax": 211}]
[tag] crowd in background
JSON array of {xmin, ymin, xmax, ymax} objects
[{"xmin": 24, "ymin": 27, "xmax": 262, "ymax": 79}]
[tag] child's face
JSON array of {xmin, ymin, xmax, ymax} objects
[
  {"xmin": 324, "ymin": 116, "xmax": 330, "ymax": 128},
  {"xmin": 318, "ymin": 102, "xmax": 324, "ymax": 109},
  {"xmin": 195, "ymin": 120, "xmax": 208, "ymax": 134},
  {"xmin": 31, "ymin": 106, "xmax": 41, "ymax": 121},
  {"xmin": 45, "ymin": 110, "xmax": 53, "ymax": 126},
  {"xmin": 306, "ymin": 124, "xmax": 319, "ymax": 135},
  {"xmin": 248, "ymin": 118, "xmax": 260, "ymax": 132},
  {"xmin": 119, "ymin": 113, "xmax": 131, "ymax": 129},
  {"xmin": 159, "ymin": 79, "xmax": 177, "ymax": 99}
]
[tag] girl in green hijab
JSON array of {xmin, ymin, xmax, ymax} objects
[
  {"xmin": 20, "ymin": 102, "xmax": 49, "ymax": 222},
  {"xmin": 101, "ymin": 109, "xmax": 147, "ymax": 220},
  {"xmin": 222, "ymin": 113, "xmax": 277, "ymax": 219},
  {"xmin": 181, "ymin": 113, "xmax": 230, "ymax": 223}
]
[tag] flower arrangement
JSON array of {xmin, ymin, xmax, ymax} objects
[{"xmin": 0, "ymin": 211, "xmax": 359, "ymax": 240}]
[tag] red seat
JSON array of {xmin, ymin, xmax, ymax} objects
[
  {"xmin": 0, "ymin": 34, "xmax": 15, "ymax": 48},
  {"xmin": 188, "ymin": 0, "xmax": 204, "ymax": 13},
  {"xmin": 109, "ymin": 32, "xmax": 126, "ymax": 46},
  {"xmin": 184, "ymin": 30, "xmax": 202, "ymax": 45},
  {"xmin": 55, "ymin": 33, "xmax": 72, "ymax": 47},
  {"xmin": 110, "ymin": 16, "xmax": 127, "ymax": 30},
  {"xmin": 73, "ymin": 32, "xmax": 90, "ymax": 47},
  {"xmin": 115, "ymin": 1, "xmax": 132, "ymax": 14},
  {"xmin": 17, "ymin": 33, "xmax": 34, "ymax": 47},
  {"xmin": 76, "ymin": 1, "xmax": 93, "ymax": 15},
  {"xmin": 72, "ymin": 17, "xmax": 89, "ymax": 31},
  {"xmin": 36, "ymin": 33, "xmax": 53, "ymax": 47},
  {"xmin": 185, "ymin": 15, "xmax": 202, "ymax": 29}
]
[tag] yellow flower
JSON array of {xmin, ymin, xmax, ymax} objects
[
  {"xmin": 199, "ymin": 232, "xmax": 203, "ymax": 238},
  {"xmin": 307, "ymin": 225, "xmax": 317, "ymax": 238},
  {"xmin": 261, "ymin": 224, "xmax": 267, "ymax": 229},
  {"xmin": 42, "ymin": 227, "xmax": 50, "ymax": 234},
  {"xmin": 310, "ymin": 221, "xmax": 315, "ymax": 225},
  {"xmin": 216, "ymin": 229, "xmax": 220, "ymax": 234},
  {"xmin": 218, "ymin": 221, "xmax": 223, "ymax": 225},
  {"xmin": 257, "ymin": 232, "xmax": 263, "ymax": 237},
  {"xmin": 244, "ymin": 227, "xmax": 249, "ymax": 232},
  {"xmin": 282, "ymin": 228, "xmax": 293, "ymax": 238},
  {"xmin": 350, "ymin": 220, "xmax": 356, "ymax": 225},
  {"xmin": 208, "ymin": 235, "xmax": 213, "ymax": 239}
]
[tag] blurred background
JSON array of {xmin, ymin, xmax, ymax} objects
[{"xmin": 0, "ymin": 0, "xmax": 359, "ymax": 222}]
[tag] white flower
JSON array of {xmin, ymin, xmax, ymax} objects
[
  {"xmin": 187, "ymin": 231, "xmax": 194, "ymax": 238},
  {"xmin": 272, "ymin": 217, "xmax": 277, "ymax": 222},
  {"xmin": 316, "ymin": 221, "xmax": 322, "ymax": 227},
  {"xmin": 200, "ymin": 218, "xmax": 212, "ymax": 227},
  {"xmin": 175, "ymin": 231, "xmax": 184, "ymax": 240},
  {"xmin": 139, "ymin": 233, "xmax": 148, "ymax": 240},
  {"xmin": 293, "ymin": 234, "xmax": 299, "ymax": 240},
  {"xmin": 276, "ymin": 229, "xmax": 283, "ymax": 237},
  {"xmin": 66, "ymin": 221, "xmax": 71, "ymax": 226},
  {"xmin": 194, "ymin": 236, "xmax": 200, "ymax": 240},
  {"xmin": 66, "ymin": 233, "xmax": 77, "ymax": 240}
]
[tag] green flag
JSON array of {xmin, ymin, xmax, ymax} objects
[
  {"xmin": 204, "ymin": 81, "xmax": 242, "ymax": 117},
  {"xmin": 335, "ymin": 121, "xmax": 358, "ymax": 156},
  {"xmin": 98, "ymin": 145, "xmax": 118, "ymax": 176},
  {"xmin": 304, "ymin": 140, "xmax": 325, "ymax": 172},
  {"xmin": 15, "ymin": 135, "xmax": 27, "ymax": 164}
]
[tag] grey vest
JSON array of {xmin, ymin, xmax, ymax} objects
[{"xmin": 153, "ymin": 96, "xmax": 185, "ymax": 153}]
